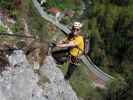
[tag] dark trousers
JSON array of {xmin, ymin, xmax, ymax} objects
[
  {"xmin": 65, "ymin": 63, "xmax": 77, "ymax": 80},
  {"xmin": 52, "ymin": 48, "xmax": 78, "ymax": 80}
]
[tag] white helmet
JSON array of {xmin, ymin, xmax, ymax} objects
[{"xmin": 73, "ymin": 21, "xmax": 82, "ymax": 29}]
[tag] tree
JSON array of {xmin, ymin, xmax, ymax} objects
[
  {"xmin": 104, "ymin": 77, "xmax": 128, "ymax": 100},
  {"xmin": 110, "ymin": 0, "xmax": 129, "ymax": 6},
  {"xmin": 0, "ymin": 0, "xmax": 15, "ymax": 10}
]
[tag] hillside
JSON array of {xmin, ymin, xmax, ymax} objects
[{"xmin": 0, "ymin": 0, "xmax": 133, "ymax": 100}]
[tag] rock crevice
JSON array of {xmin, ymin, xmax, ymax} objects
[{"xmin": 0, "ymin": 50, "xmax": 79, "ymax": 100}]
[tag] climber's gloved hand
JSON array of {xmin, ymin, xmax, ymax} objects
[{"xmin": 48, "ymin": 42, "xmax": 57, "ymax": 48}]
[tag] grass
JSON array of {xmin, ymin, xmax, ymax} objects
[
  {"xmin": 69, "ymin": 63, "xmax": 92, "ymax": 98},
  {"xmin": 57, "ymin": 61, "xmax": 105, "ymax": 100},
  {"xmin": 21, "ymin": 0, "xmax": 49, "ymax": 41},
  {"xmin": 0, "ymin": 24, "xmax": 16, "ymax": 43},
  {"xmin": 0, "ymin": 25, "xmax": 6, "ymax": 32},
  {"xmin": 47, "ymin": 0, "xmax": 82, "ymax": 10}
]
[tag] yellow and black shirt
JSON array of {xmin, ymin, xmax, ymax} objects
[{"xmin": 68, "ymin": 35, "xmax": 84, "ymax": 57}]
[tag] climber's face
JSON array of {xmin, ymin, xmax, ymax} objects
[{"xmin": 72, "ymin": 27, "xmax": 80, "ymax": 35}]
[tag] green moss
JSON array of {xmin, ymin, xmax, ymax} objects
[
  {"xmin": 37, "ymin": 75, "xmax": 50, "ymax": 87},
  {"xmin": 11, "ymin": 22, "xmax": 20, "ymax": 33},
  {"xmin": 0, "ymin": 25, "xmax": 6, "ymax": 32}
]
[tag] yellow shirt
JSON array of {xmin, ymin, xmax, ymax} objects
[{"xmin": 69, "ymin": 35, "xmax": 84, "ymax": 57}]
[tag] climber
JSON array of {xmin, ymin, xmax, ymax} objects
[
  {"xmin": 40, "ymin": 0, "xmax": 47, "ymax": 7},
  {"xmin": 56, "ymin": 21, "xmax": 84, "ymax": 80}
]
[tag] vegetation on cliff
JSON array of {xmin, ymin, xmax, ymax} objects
[{"xmin": 0, "ymin": 0, "xmax": 133, "ymax": 100}]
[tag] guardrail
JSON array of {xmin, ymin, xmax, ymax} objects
[{"xmin": 32, "ymin": 0, "xmax": 114, "ymax": 81}]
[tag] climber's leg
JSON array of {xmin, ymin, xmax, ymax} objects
[
  {"xmin": 64, "ymin": 63, "xmax": 77, "ymax": 80},
  {"xmin": 52, "ymin": 48, "xmax": 69, "ymax": 65}
]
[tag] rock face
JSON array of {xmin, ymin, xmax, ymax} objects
[
  {"xmin": 39, "ymin": 56, "xmax": 79, "ymax": 100},
  {"xmin": 0, "ymin": 50, "xmax": 47, "ymax": 100},
  {"xmin": 0, "ymin": 50, "xmax": 79, "ymax": 100}
]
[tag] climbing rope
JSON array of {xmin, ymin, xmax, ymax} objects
[{"xmin": 0, "ymin": 32, "xmax": 36, "ymax": 39}]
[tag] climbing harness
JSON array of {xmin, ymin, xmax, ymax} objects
[{"xmin": 68, "ymin": 55, "xmax": 80, "ymax": 64}]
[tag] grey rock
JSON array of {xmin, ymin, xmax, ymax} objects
[
  {"xmin": 39, "ymin": 56, "xmax": 79, "ymax": 100},
  {"xmin": 0, "ymin": 50, "xmax": 78, "ymax": 100},
  {"xmin": 0, "ymin": 50, "xmax": 47, "ymax": 100}
]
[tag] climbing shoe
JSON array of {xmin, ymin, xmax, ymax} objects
[{"xmin": 64, "ymin": 75, "xmax": 70, "ymax": 80}]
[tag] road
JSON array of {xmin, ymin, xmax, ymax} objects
[{"xmin": 32, "ymin": 0, "xmax": 114, "ymax": 84}]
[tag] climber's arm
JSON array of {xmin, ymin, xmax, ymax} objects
[{"xmin": 56, "ymin": 40, "xmax": 76, "ymax": 48}]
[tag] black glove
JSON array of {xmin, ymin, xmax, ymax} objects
[{"xmin": 49, "ymin": 42, "xmax": 57, "ymax": 47}]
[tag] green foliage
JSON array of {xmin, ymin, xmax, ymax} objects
[
  {"xmin": 47, "ymin": 0, "xmax": 82, "ymax": 10},
  {"xmin": 78, "ymin": 1, "xmax": 133, "ymax": 98},
  {"xmin": 59, "ymin": 63, "xmax": 103, "ymax": 100},
  {"xmin": 84, "ymin": 0, "xmax": 133, "ymax": 72},
  {"xmin": 103, "ymin": 76, "xmax": 128, "ymax": 100},
  {"xmin": 11, "ymin": 22, "xmax": 21, "ymax": 33},
  {"xmin": 69, "ymin": 63, "xmax": 92, "ymax": 98},
  {"xmin": 60, "ymin": 16, "xmax": 72, "ymax": 25},
  {"xmin": 26, "ymin": 0, "xmax": 49, "ymax": 41},
  {"xmin": 124, "ymin": 71, "xmax": 133, "ymax": 100},
  {"xmin": 0, "ymin": 0, "xmax": 15, "ymax": 10},
  {"xmin": 27, "ymin": 0, "xmax": 133, "ymax": 99},
  {"xmin": 1, "ymin": 0, "xmax": 132, "ymax": 99},
  {"xmin": 71, "ymin": 66, "xmax": 101, "ymax": 100},
  {"xmin": 0, "ymin": 25, "xmax": 6, "ymax": 32}
]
